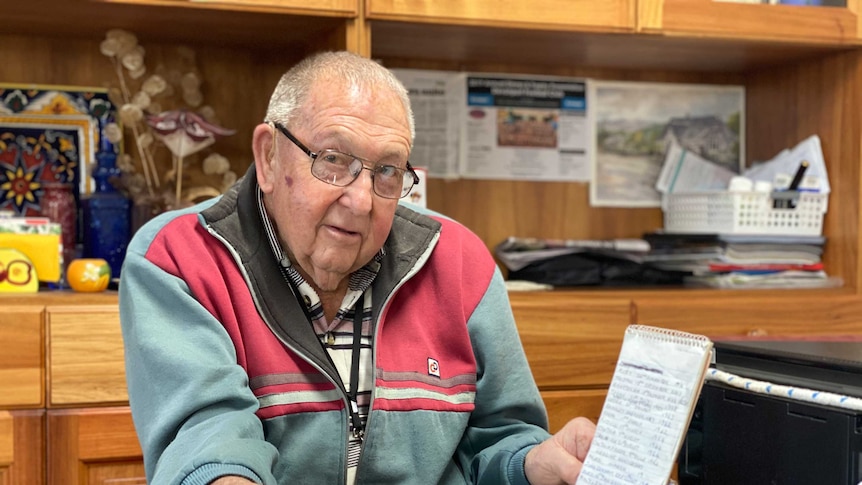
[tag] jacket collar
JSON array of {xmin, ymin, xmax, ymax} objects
[{"xmin": 200, "ymin": 164, "xmax": 441, "ymax": 381}]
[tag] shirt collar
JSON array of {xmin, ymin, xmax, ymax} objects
[{"xmin": 256, "ymin": 186, "xmax": 383, "ymax": 294}]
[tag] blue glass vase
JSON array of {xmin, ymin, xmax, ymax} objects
[{"xmin": 82, "ymin": 149, "xmax": 131, "ymax": 280}]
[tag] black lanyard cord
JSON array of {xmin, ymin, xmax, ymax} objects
[
  {"xmin": 348, "ymin": 307, "xmax": 364, "ymax": 441},
  {"xmin": 282, "ymin": 268, "xmax": 365, "ymax": 442}
]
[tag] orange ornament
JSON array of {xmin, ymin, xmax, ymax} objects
[{"xmin": 66, "ymin": 258, "xmax": 112, "ymax": 292}]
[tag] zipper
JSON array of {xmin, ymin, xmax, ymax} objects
[
  {"xmin": 206, "ymin": 225, "xmax": 354, "ymax": 483},
  {"xmin": 355, "ymin": 230, "xmax": 440, "ymax": 474},
  {"xmin": 207, "ymin": 220, "xmax": 441, "ymax": 484}
]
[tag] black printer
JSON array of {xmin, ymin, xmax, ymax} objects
[{"xmin": 679, "ymin": 340, "xmax": 862, "ymax": 485}]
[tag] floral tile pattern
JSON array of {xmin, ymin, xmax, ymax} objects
[
  {"xmin": 0, "ymin": 124, "xmax": 84, "ymax": 216},
  {"xmin": 0, "ymin": 84, "xmax": 116, "ymax": 217}
]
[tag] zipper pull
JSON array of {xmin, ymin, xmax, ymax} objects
[{"xmin": 350, "ymin": 400, "xmax": 364, "ymax": 442}]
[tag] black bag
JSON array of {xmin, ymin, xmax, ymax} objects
[{"xmin": 507, "ymin": 251, "xmax": 689, "ymax": 287}]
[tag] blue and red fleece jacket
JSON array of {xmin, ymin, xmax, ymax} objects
[{"xmin": 119, "ymin": 165, "xmax": 551, "ymax": 485}]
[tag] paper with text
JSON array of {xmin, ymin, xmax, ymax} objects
[{"xmin": 577, "ymin": 325, "xmax": 713, "ymax": 485}]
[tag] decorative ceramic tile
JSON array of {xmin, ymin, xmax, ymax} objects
[
  {"xmin": 0, "ymin": 83, "xmax": 116, "ymax": 194},
  {"xmin": 0, "ymin": 83, "xmax": 113, "ymax": 120},
  {"xmin": 0, "ymin": 121, "xmax": 87, "ymax": 216}
]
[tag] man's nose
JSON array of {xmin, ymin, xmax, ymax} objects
[{"xmin": 342, "ymin": 167, "xmax": 375, "ymax": 212}]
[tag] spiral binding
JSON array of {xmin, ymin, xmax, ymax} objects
[{"xmin": 627, "ymin": 324, "xmax": 712, "ymax": 348}]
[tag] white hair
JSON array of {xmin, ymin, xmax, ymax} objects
[{"xmin": 265, "ymin": 51, "xmax": 415, "ymax": 145}]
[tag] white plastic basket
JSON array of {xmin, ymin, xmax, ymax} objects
[{"xmin": 663, "ymin": 191, "xmax": 828, "ymax": 236}]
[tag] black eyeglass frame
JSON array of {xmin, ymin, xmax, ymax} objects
[{"xmin": 272, "ymin": 122, "xmax": 419, "ymax": 199}]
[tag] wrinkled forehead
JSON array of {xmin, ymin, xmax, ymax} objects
[{"xmin": 299, "ymin": 78, "xmax": 408, "ymax": 128}]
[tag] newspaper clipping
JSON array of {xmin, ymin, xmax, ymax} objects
[
  {"xmin": 460, "ymin": 74, "xmax": 590, "ymax": 182},
  {"xmin": 390, "ymin": 68, "xmax": 462, "ymax": 178}
]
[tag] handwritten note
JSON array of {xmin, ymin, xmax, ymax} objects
[{"xmin": 577, "ymin": 325, "xmax": 713, "ymax": 485}]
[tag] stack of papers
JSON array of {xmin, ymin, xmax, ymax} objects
[
  {"xmin": 494, "ymin": 236, "xmax": 650, "ymax": 272},
  {"xmin": 656, "ymin": 134, "xmax": 829, "ymax": 197},
  {"xmin": 744, "ymin": 135, "xmax": 830, "ymax": 194},
  {"xmin": 644, "ymin": 232, "xmax": 841, "ymax": 289}
]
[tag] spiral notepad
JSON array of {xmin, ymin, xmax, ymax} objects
[{"xmin": 577, "ymin": 325, "xmax": 714, "ymax": 485}]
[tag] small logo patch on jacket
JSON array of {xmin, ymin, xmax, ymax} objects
[{"xmin": 427, "ymin": 357, "xmax": 440, "ymax": 378}]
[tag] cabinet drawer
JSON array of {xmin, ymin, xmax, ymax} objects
[
  {"xmin": 367, "ymin": 0, "xmax": 635, "ymax": 32},
  {"xmin": 48, "ymin": 407, "xmax": 143, "ymax": 485},
  {"xmin": 47, "ymin": 305, "xmax": 127, "ymax": 406},
  {"xmin": 510, "ymin": 294, "xmax": 634, "ymax": 389},
  {"xmin": 0, "ymin": 307, "xmax": 43, "ymax": 408},
  {"xmin": 541, "ymin": 389, "xmax": 606, "ymax": 433}
]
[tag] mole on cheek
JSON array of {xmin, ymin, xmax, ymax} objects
[{"xmin": 284, "ymin": 176, "xmax": 293, "ymax": 187}]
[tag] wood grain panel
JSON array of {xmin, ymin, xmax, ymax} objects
[
  {"xmin": 3, "ymin": 0, "xmax": 354, "ymax": 48},
  {"xmin": 425, "ymin": 179, "xmax": 666, "ymax": 258},
  {"xmin": 47, "ymin": 306, "xmax": 128, "ymax": 406},
  {"xmin": 541, "ymin": 389, "xmax": 607, "ymax": 433},
  {"xmin": 745, "ymin": 49, "xmax": 862, "ymax": 291},
  {"xmin": 175, "ymin": 0, "xmax": 357, "ymax": 16},
  {"xmin": 47, "ymin": 407, "xmax": 143, "ymax": 485},
  {"xmin": 510, "ymin": 294, "xmax": 634, "ymax": 389},
  {"xmin": 0, "ymin": 307, "xmax": 43, "ymax": 408},
  {"xmin": 367, "ymin": 0, "xmax": 635, "ymax": 32},
  {"xmin": 372, "ymin": 20, "xmax": 848, "ymax": 73},
  {"xmin": 0, "ymin": 412, "xmax": 12, "ymax": 469},
  {"xmin": 0, "ymin": 410, "xmax": 45, "ymax": 485},
  {"xmin": 658, "ymin": 0, "xmax": 860, "ymax": 43},
  {"xmin": 87, "ymin": 462, "xmax": 147, "ymax": 485},
  {"xmin": 634, "ymin": 293, "xmax": 862, "ymax": 337},
  {"xmin": 0, "ymin": 33, "xmax": 295, "ymax": 189}
]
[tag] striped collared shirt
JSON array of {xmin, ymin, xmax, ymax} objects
[{"xmin": 257, "ymin": 187, "xmax": 379, "ymax": 484}]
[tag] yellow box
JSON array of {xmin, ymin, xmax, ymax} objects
[{"xmin": 0, "ymin": 233, "xmax": 61, "ymax": 282}]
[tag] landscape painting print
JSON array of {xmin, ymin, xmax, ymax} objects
[{"xmin": 589, "ymin": 81, "xmax": 744, "ymax": 207}]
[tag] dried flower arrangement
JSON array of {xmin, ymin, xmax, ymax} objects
[{"xmin": 99, "ymin": 29, "xmax": 237, "ymax": 213}]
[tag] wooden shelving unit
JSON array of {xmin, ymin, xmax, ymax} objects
[{"xmin": 3, "ymin": 1, "xmax": 862, "ymax": 482}]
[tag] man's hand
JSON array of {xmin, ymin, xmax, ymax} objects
[{"xmin": 524, "ymin": 417, "xmax": 596, "ymax": 485}]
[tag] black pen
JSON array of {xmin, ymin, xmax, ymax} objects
[
  {"xmin": 789, "ymin": 160, "xmax": 810, "ymax": 191},
  {"xmin": 783, "ymin": 160, "xmax": 809, "ymax": 209}
]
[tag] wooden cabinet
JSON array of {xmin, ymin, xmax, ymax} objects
[
  {"xmin": 0, "ymin": 304, "xmax": 47, "ymax": 485},
  {"xmin": 639, "ymin": 0, "xmax": 861, "ymax": 43},
  {"xmin": 47, "ymin": 407, "xmax": 143, "ymax": 485},
  {"xmin": 367, "ymin": 0, "xmax": 636, "ymax": 32},
  {"xmin": 0, "ymin": 308, "xmax": 43, "ymax": 409},
  {"xmin": 46, "ymin": 306, "xmax": 128, "ymax": 407},
  {"xmin": 0, "ymin": 410, "xmax": 45, "ymax": 485},
  {"xmin": 510, "ymin": 294, "xmax": 634, "ymax": 432},
  {"xmin": 4, "ymin": 0, "xmax": 862, "ymax": 482},
  {"xmin": 0, "ymin": 413, "xmax": 11, "ymax": 485},
  {"xmin": 140, "ymin": 0, "xmax": 359, "ymax": 15},
  {"xmin": 0, "ymin": 294, "xmax": 138, "ymax": 485}
]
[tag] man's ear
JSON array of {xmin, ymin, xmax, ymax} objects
[{"xmin": 252, "ymin": 123, "xmax": 276, "ymax": 192}]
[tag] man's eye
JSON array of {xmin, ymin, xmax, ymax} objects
[
  {"xmin": 321, "ymin": 152, "xmax": 346, "ymax": 164},
  {"xmin": 376, "ymin": 165, "xmax": 399, "ymax": 177}
]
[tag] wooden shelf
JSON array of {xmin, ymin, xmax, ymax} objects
[
  {"xmin": 3, "ymin": 2, "xmax": 862, "ymax": 483},
  {"xmin": 646, "ymin": 0, "xmax": 861, "ymax": 44},
  {"xmin": 3, "ymin": 0, "xmax": 354, "ymax": 49},
  {"xmin": 366, "ymin": 0, "xmax": 635, "ymax": 33},
  {"xmin": 371, "ymin": 19, "xmax": 855, "ymax": 73}
]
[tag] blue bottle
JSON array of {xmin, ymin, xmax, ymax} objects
[{"xmin": 82, "ymin": 137, "xmax": 131, "ymax": 281}]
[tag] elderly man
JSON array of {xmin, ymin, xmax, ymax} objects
[{"xmin": 120, "ymin": 50, "xmax": 595, "ymax": 485}]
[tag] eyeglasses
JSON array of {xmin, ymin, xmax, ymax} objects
[{"xmin": 273, "ymin": 122, "xmax": 419, "ymax": 199}]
